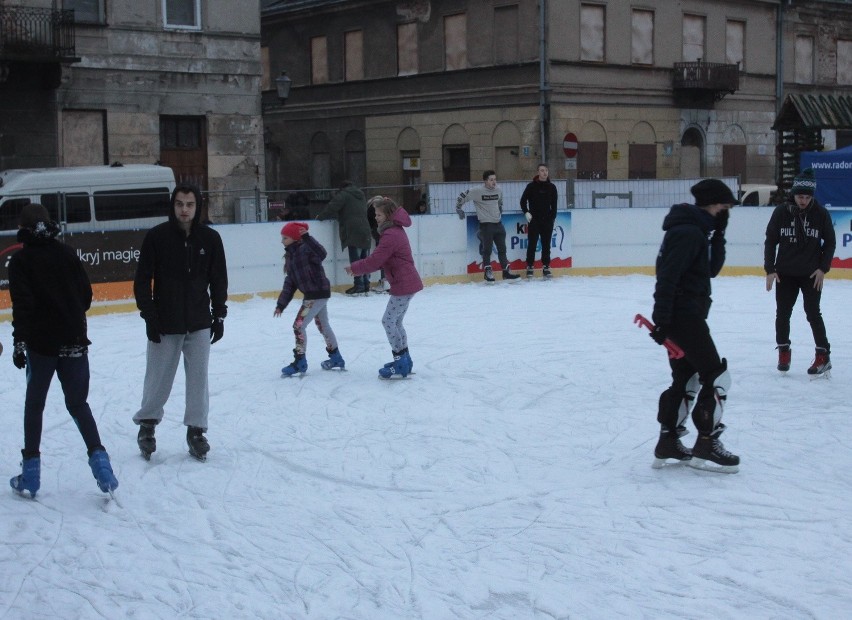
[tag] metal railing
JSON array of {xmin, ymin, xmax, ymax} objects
[
  {"xmin": 672, "ymin": 60, "xmax": 739, "ymax": 93},
  {"xmin": 0, "ymin": 6, "xmax": 76, "ymax": 61}
]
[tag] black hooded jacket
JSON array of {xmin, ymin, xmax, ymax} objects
[
  {"xmin": 653, "ymin": 203, "xmax": 725, "ymax": 326},
  {"xmin": 520, "ymin": 175, "xmax": 558, "ymax": 221},
  {"xmin": 9, "ymin": 222, "xmax": 93, "ymax": 355},
  {"xmin": 763, "ymin": 199, "xmax": 835, "ymax": 277},
  {"xmin": 133, "ymin": 203, "xmax": 228, "ymax": 334}
]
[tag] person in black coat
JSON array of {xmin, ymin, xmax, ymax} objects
[
  {"xmin": 8, "ymin": 204, "xmax": 118, "ymax": 497},
  {"xmin": 649, "ymin": 179, "xmax": 740, "ymax": 473},
  {"xmin": 133, "ymin": 184, "xmax": 228, "ymax": 461},
  {"xmin": 764, "ymin": 168, "xmax": 835, "ymax": 376},
  {"xmin": 520, "ymin": 163, "xmax": 558, "ymax": 278}
]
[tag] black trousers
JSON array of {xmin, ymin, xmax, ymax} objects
[
  {"xmin": 526, "ymin": 218, "xmax": 555, "ymax": 267},
  {"xmin": 479, "ymin": 222, "xmax": 509, "ymax": 269},
  {"xmin": 774, "ymin": 274, "xmax": 829, "ymax": 350},
  {"xmin": 23, "ymin": 350, "xmax": 103, "ymax": 457},
  {"xmin": 657, "ymin": 315, "xmax": 726, "ymax": 436}
]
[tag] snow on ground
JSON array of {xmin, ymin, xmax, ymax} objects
[{"xmin": 1, "ymin": 274, "xmax": 851, "ymax": 619}]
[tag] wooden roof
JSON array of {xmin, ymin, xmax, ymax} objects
[{"xmin": 773, "ymin": 93, "xmax": 852, "ymax": 131}]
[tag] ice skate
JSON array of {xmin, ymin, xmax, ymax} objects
[
  {"xmin": 525, "ymin": 265, "xmax": 534, "ymax": 278},
  {"xmin": 320, "ymin": 347, "xmax": 346, "ymax": 370},
  {"xmin": 187, "ymin": 426, "xmax": 210, "ymax": 461},
  {"xmin": 689, "ymin": 425, "xmax": 739, "ymax": 473},
  {"xmin": 807, "ymin": 347, "xmax": 831, "ymax": 378},
  {"xmin": 542, "ymin": 266, "xmax": 552, "ymax": 279},
  {"xmin": 379, "ymin": 350, "xmax": 413, "ymax": 379},
  {"xmin": 137, "ymin": 420, "xmax": 157, "ymax": 460},
  {"xmin": 483, "ymin": 266, "xmax": 495, "ymax": 283},
  {"xmin": 777, "ymin": 343, "xmax": 791, "ymax": 372},
  {"xmin": 281, "ymin": 350, "xmax": 308, "ymax": 377},
  {"xmin": 652, "ymin": 429, "xmax": 692, "ymax": 469},
  {"xmin": 502, "ymin": 268, "xmax": 520, "ymax": 281},
  {"xmin": 345, "ymin": 285, "xmax": 368, "ymax": 296},
  {"xmin": 88, "ymin": 449, "xmax": 119, "ymax": 493},
  {"xmin": 9, "ymin": 455, "xmax": 40, "ymax": 498},
  {"xmin": 382, "ymin": 348, "xmax": 414, "ymax": 374}
]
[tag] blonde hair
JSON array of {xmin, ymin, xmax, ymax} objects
[{"xmin": 373, "ymin": 197, "xmax": 399, "ymax": 219}]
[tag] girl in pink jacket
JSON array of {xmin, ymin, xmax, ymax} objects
[{"xmin": 346, "ymin": 198, "xmax": 423, "ymax": 378}]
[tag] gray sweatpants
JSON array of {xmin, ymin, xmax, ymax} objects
[
  {"xmin": 381, "ymin": 294, "xmax": 414, "ymax": 352},
  {"xmin": 133, "ymin": 328, "xmax": 211, "ymax": 430}
]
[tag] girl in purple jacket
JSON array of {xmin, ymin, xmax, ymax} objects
[
  {"xmin": 346, "ymin": 198, "xmax": 423, "ymax": 378},
  {"xmin": 274, "ymin": 221, "xmax": 345, "ymax": 376}
]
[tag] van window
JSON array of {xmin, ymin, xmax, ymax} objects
[
  {"xmin": 741, "ymin": 191, "xmax": 760, "ymax": 206},
  {"xmin": 93, "ymin": 187, "xmax": 171, "ymax": 222},
  {"xmin": 0, "ymin": 198, "xmax": 31, "ymax": 231},
  {"xmin": 40, "ymin": 193, "xmax": 92, "ymax": 223}
]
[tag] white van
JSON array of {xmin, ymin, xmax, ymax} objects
[
  {"xmin": 0, "ymin": 164, "xmax": 176, "ymax": 233},
  {"xmin": 738, "ymin": 184, "xmax": 778, "ymax": 206}
]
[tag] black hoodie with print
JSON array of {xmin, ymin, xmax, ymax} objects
[{"xmin": 764, "ymin": 199, "xmax": 835, "ymax": 278}]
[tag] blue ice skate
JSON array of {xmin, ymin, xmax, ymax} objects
[
  {"xmin": 88, "ymin": 449, "xmax": 119, "ymax": 493},
  {"xmin": 379, "ymin": 350, "xmax": 413, "ymax": 379},
  {"xmin": 10, "ymin": 456, "xmax": 40, "ymax": 498},
  {"xmin": 282, "ymin": 350, "xmax": 308, "ymax": 377},
  {"xmin": 320, "ymin": 348, "xmax": 345, "ymax": 370},
  {"xmin": 382, "ymin": 348, "xmax": 413, "ymax": 373}
]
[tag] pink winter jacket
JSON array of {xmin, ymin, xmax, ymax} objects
[{"xmin": 350, "ymin": 208, "xmax": 424, "ymax": 296}]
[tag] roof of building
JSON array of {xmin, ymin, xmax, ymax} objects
[
  {"xmin": 262, "ymin": 0, "xmax": 354, "ymax": 15},
  {"xmin": 773, "ymin": 93, "xmax": 852, "ymax": 130}
]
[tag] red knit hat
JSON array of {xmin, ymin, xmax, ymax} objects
[{"xmin": 281, "ymin": 221, "xmax": 308, "ymax": 239}]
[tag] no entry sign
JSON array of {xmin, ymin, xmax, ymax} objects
[{"xmin": 563, "ymin": 132, "xmax": 578, "ymax": 158}]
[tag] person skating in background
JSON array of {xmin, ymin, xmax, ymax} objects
[
  {"xmin": 346, "ymin": 198, "xmax": 423, "ymax": 378},
  {"xmin": 456, "ymin": 170, "xmax": 520, "ymax": 282},
  {"xmin": 8, "ymin": 204, "xmax": 118, "ymax": 497},
  {"xmin": 366, "ymin": 195, "xmax": 388, "ymax": 293},
  {"xmin": 520, "ymin": 163, "xmax": 558, "ymax": 278},
  {"xmin": 274, "ymin": 221, "xmax": 345, "ymax": 376},
  {"xmin": 764, "ymin": 168, "xmax": 836, "ymax": 376},
  {"xmin": 316, "ymin": 180, "xmax": 373, "ymax": 295},
  {"xmin": 133, "ymin": 184, "xmax": 228, "ymax": 461},
  {"xmin": 650, "ymin": 179, "xmax": 740, "ymax": 473}
]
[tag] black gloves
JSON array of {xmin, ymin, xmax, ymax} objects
[
  {"xmin": 210, "ymin": 317, "xmax": 224, "ymax": 344},
  {"xmin": 650, "ymin": 325, "xmax": 668, "ymax": 346},
  {"xmin": 145, "ymin": 318, "xmax": 161, "ymax": 343},
  {"xmin": 714, "ymin": 209, "xmax": 729, "ymax": 236},
  {"xmin": 12, "ymin": 341, "xmax": 27, "ymax": 369}
]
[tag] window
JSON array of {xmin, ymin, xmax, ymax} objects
[
  {"xmin": 163, "ymin": 0, "xmax": 200, "ymax": 29},
  {"xmin": 63, "ymin": 0, "xmax": 104, "ymax": 24},
  {"xmin": 795, "ymin": 35, "xmax": 814, "ymax": 84},
  {"xmin": 631, "ymin": 9, "xmax": 653, "ymax": 65},
  {"xmin": 444, "ymin": 13, "xmax": 467, "ymax": 71},
  {"xmin": 40, "ymin": 193, "xmax": 91, "ymax": 224},
  {"xmin": 442, "ymin": 145, "xmax": 470, "ymax": 182},
  {"xmin": 261, "ymin": 46, "xmax": 271, "ymax": 91},
  {"xmin": 838, "ymin": 40, "xmax": 852, "ymax": 85},
  {"xmin": 93, "ymin": 188, "xmax": 172, "ymax": 222},
  {"xmin": 311, "ymin": 36, "xmax": 329, "ymax": 84},
  {"xmin": 726, "ymin": 20, "xmax": 745, "ymax": 69},
  {"xmin": 397, "ymin": 23, "xmax": 418, "ymax": 76},
  {"xmin": 682, "ymin": 14, "xmax": 705, "ymax": 62},
  {"xmin": 494, "ymin": 5, "xmax": 519, "ymax": 65},
  {"xmin": 345, "ymin": 30, "xmax": 364, "ymax": 81},
  {"xmin": 0, "ymin": 199, "xmax": 32, "ymax": 232},
  {"xmin": 581, "ymin": 4, "xmax": 605, "ymax": 62},
  {"xmin": 161, "ymin": 117, "xmax": 202, "ymax": 149}
]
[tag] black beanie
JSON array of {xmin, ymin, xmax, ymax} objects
[
  {"xmin": 19, "ymin": 203, "xmax": 51, "ymax": 229},
  {"xmin": 791, "ymin": 168, "xmax": 816, "ymax": 196},
  {"xmin": 690, "ymin": 179, "xmax": 739, "ymax": 207}
]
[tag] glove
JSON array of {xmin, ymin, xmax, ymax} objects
[
  {"xmin": 456, "ymin": 208, "xmax": 465, "ymax": 220},
  {"xmin": 524, "ymin": 212, "xmax": 532, "ymax": 223},
  {"xmin": 714, "ymin": 209, "xmax": 729, "ymax": 235},
  {"xmin": 145, "ymin": 318, "xmax": 161, "ymax": 344},
  {"xmin": 649, "ymin": 325, "xmax": 668, "ymax": 346},
  {"xmin": 12, "ymin": 341, "xmax": 26, "ymax": 369},
  {"xmin": 210, "ymin": 317, "xmax": 224, "ymax": 344}
]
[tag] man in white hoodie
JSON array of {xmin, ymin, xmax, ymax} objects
[{"xmin": 456, "ymin": 170, "xmax": 519, "ymax": 282}]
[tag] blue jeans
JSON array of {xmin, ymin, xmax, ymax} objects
[{"xmin": 348, "ymin": 246, "xmax": 370, "ymax": 288}]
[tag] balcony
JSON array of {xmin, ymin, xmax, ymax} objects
[
  {"xmin": 672, "ymin": 60, "xmax": 739, "ymax": 108},
  {"xmin": 0, "ymin": 6, "xmax": 78, "ymax": 63}
]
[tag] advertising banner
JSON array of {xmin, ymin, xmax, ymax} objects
[
  {"xmin": 831, "ymin": 208, "xmax": 852, "ymax": 268},
  {"xmin": 465, "ymin": 212, "xmax": 572, "ymax": 273}
]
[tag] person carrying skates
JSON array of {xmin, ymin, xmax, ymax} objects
[
  {"xmin": 649, "ymin": 179, "xmax": 740, "ymax": 473},
  {"xmin": 764, "ymin": 168, "xmax": 835, "ymax": 377}
]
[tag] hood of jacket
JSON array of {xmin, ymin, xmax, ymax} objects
[{"xmin": 662, "ymin": 203, "xmax": 715, "ymax": 235}]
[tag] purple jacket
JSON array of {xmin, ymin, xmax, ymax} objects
[
  {"xmin": 276, "ymin": 234, "xmax": 331, "ymax": 309},
  {"xmin": 350, "ymin": 208, "xmax": 423, "ymax": 296}
]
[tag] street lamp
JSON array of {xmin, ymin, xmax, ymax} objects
[{"xmin": 275, "ymin": 71, "xmax": 292, "ymax": 103}]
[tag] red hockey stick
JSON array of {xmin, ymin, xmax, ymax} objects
[{"xmin": 634, "ymin": 314, "xmax": 685, "ymax": 360}]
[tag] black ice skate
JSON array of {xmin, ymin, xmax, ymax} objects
[
  {"xmin": 542, "ymin": 266, "xmax": 552, "ymax": 279},
  {"xmin": 689, "ymin": 425, "xmax": 739, "ymax": 474},
  {"xmin": 483, "ymin": 266, "xmax": 495, "ymax": 283},
  {"xmin": 652, "ymin": 428, "xmax": 692, "ymax": 469},
  {"xmin": 807, "ymin": 347, "xmax": 831, "ymax": 378},
  {"xmin": 525, "ymin": 265, "xmax": 534, "ymax": 278},
  {"xmin": 502, "ymin": 268, "xmax": 520, "ymax": 281},
  {"xmin": 187, "ymin": 426, "xmax": 210, "ymax": 461},
  {"xmin": 137, "ymin": 420, "xmax": 157, "ymax": 460}
]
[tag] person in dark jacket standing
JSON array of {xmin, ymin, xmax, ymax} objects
[
  {"xmin": 316, "ymin": 181, "xmax": 373, "ymax": 295},
  {"xmin": 8, "ymin": 204, "xmax": 118, "ymax": 497},
  {"xmin": 274, "ymin": 221, "xmax": 344, "ymax": 376},
  {"xmin": 520, "ymin": 163, "xmax": 558, "ymax": 278},
  {"xmin": 133, "ymin": 184, "xmax": 228, "ymax": 461},
  {"xmin": 649, "ymin": 179, "xmax": 739, "ymax": 473},
  {"xmin": 764, "ymin": 168, "xmax": 835, "ymax": 376}
]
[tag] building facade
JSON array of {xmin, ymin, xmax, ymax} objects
[
  {"xmin": 261, "ymin": 0, "xmax": 852, "ymax": 209},
  {"xmin": 1, "ymin": 0, "xmax": 265, "ymax": 222}
]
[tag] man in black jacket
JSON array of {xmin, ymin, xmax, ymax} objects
[
  {"xmin": 764, "ymin": 168, "xmax": 835, "ymax": 376},
  {"xmin": 650, "ymin": 179, "xmax": 739, "ymax": 473},
  {"xmin": 520, "ymin": 163, "xmax": 558, "ymax": 278},
  {"xmin": 8, "ymin": 204, "xmax": 118, "ymax": 497},
  {"xmin": 133, "ymin": 184, "xmax": 228, "ymax": 461}
]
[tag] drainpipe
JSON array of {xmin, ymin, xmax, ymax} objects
[
  {"xmin": 539, "ymin": 0, "xmax": 548, "ymax": 162},
  {"xmin": 776, "ymin": 2, "xmax": 785, "ymax": 115}
]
